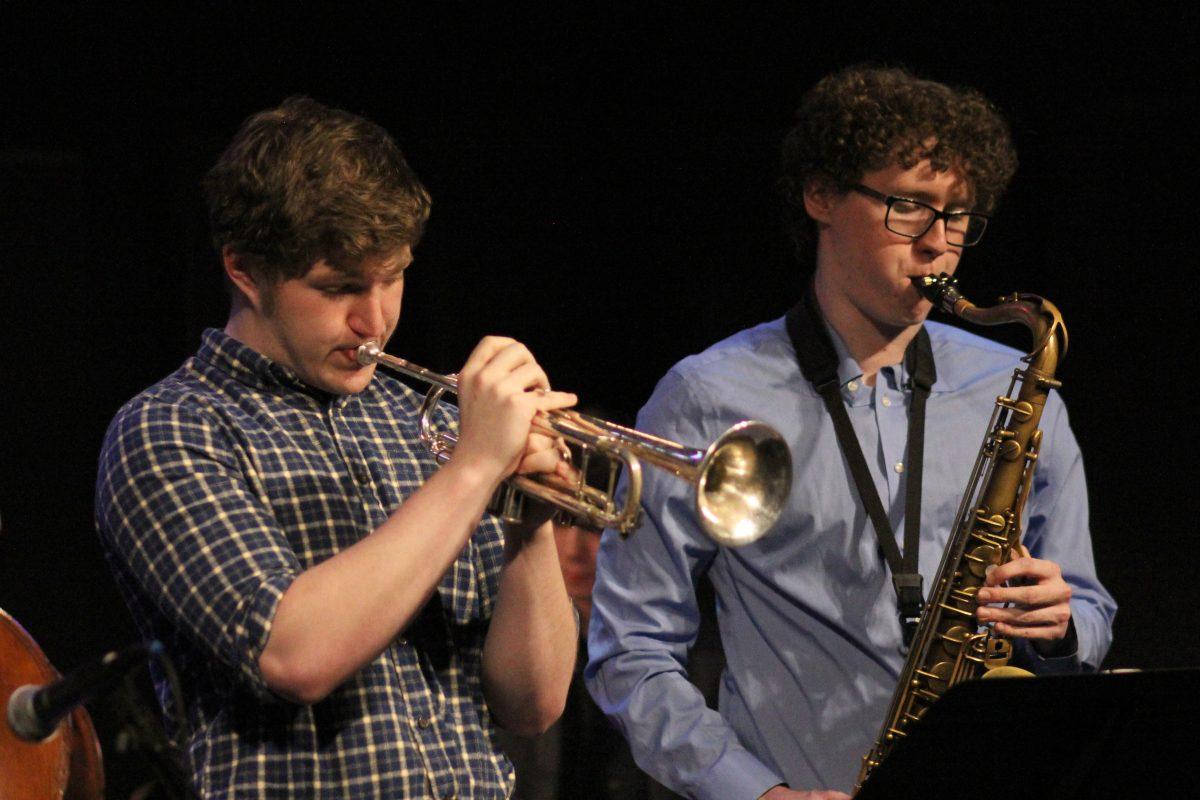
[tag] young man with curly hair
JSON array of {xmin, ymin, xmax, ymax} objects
[
  {"xmin": 96, "ymin": 97, "xmax": 580, "ymax": 798},
  {"xmin": 585, "ymin": 65, "xmax": 1116, "ymax": 799}
]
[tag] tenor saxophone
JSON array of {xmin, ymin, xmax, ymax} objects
[{"xmin": 854, "ymin": 273, "xmax": 1069, "ymax": 793}]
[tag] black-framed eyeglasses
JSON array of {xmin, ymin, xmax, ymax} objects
[{"xmin": 849, "ymin": 184, "xmax": 989, "ymax": 247}]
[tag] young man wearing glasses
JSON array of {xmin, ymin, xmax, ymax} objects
[{"xmin": 586, "ymin": 65, "xmax": 1116, "ymax": 799}]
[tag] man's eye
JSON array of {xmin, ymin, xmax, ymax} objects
[{"xmin": 891, "ymin": 199, "xmax": 926, "ymax": 216}]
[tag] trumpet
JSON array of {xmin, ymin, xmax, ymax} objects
[{"xmin": 356, "ymin": 342, "xmax": 792, "ymax": 546}]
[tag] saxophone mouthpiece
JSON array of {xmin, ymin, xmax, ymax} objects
[{"xmin": 912, "ymin": 273, "xmax": 961, "ymax": 312}]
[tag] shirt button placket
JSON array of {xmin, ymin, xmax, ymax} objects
[{"xmin": 874, "ymin": 384, "xmax": 904, "ymax": 500}]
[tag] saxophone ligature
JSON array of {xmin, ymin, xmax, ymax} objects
[{"xmin": 854, "ymin": 273, "xmax": 1068, "ymax": 793}]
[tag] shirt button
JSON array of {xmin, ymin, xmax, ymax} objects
[
  {"xmin": 416, "ymin": 716, "xmax": 432, "ymax": 729},
  {"xmin": 894, "ymin": 461, "xmax": 904, "ymax": 473},
  {"xmin": 352, "ymin": 464, "xmax": 370, "ymax": 484},
  {"xmin": 882, "ymin": 395, "xmax": 892, "ymax": 407},
  {"xmin": 847, "ymin": 380, "xmax": 859, "ymax": 393}
]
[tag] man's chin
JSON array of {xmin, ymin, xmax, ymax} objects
[
  {"xmin": 901, "ymin": 297, "xmax": 935, "ymax": 327},
  {"xmin": 340, "ymin": 374, "xmax": 374, "ymax": 395},
  {"xmin": 312, "ymin": 368, "xmax": 374, "ymax": 396}
]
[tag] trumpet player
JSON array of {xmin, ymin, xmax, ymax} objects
[
  {"xmin": 96, "ymin": 96, "xmax": 580, "ymax": 799},
  {"xmin": 586, "ymin": 64, "xmax": 1117, "ymax": 799}
]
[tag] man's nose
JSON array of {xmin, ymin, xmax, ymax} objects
[
  {"xmin": 349, "ymin": 289, "xmax": 387, "ymax": 339},
  {"xmin": 915, "ymin": 217, "xmax": 951, "ymax": 257}
]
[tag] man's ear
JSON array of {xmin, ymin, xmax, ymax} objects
[
  {"xmin": 222, "ymin": 245, "xmax": 264, "ymax": 310},
  {"xmin": 803, "ymin": 178, "xmax": 840, "ymax": 226}
]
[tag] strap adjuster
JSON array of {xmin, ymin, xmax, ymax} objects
[{"xmin": 893, "ymin": 573, "xmax": 924, "ymax": 650}]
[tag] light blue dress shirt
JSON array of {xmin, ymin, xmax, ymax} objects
[{"xmin": 585, "ymin": 317, "xmax": 1116, "ymax": 798}]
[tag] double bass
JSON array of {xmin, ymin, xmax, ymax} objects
[{"xmin": 0, "ymin": 607, "xmax": 104, "ymax": 800}]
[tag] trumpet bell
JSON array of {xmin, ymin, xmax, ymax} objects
[
  {"xmin": 357, "ymin": 341, "xmax": 794, "ymax": 546},
  {"xmin": 696, "ymin": 421, "xmax": 793, "ymax": 546}
]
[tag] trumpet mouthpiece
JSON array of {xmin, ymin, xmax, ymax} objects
[{"xmin": 356, "ymin": 342, "xmax": 382, "ymax": 366}]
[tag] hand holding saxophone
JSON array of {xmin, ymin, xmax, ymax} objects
[
  {"xmin": 975, "ymin": 545, "xmax": 1073, "ymax": 643},
  {"xmin": 452, "ymin": 336, "xmax": 578, "ymax": 486}
]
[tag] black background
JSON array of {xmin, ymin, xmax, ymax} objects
[{"xmin": 2, "ymin": 4, "xmax": 1197, "ymax": 796}]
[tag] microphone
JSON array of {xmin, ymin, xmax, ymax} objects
[{"xmin": 7, "ymin": 640, "xmax": 162, "ymax": 742}]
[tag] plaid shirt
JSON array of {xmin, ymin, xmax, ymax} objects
[{"xmin": 96, "ymin": 328, "xmax": 514, "ymax": 799}]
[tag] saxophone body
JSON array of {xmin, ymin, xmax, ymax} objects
[{"xmin": 854, "ymin": 273, "xmax": 1069, "ymax": 792}]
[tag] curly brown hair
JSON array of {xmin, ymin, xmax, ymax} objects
[
  {"xmin": 779, "ymin": 64, "xmax": 1018, "ymax": 265},
  {"xmin": 204, "ymin": 96, "xmax": 432, "ymax": 283}
]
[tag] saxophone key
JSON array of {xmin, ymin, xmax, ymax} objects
[
  {"xmin": 950, "ymin": 586, "xmax": 977, "ymax": 604},
  {"xmin": 997, "ymin": 439, "xmax": 1023, "ymax": 461},
  {"xmin": 973, "ymin": 510, "xmax": 1008, "ymax": 533},
  {"xmin": 983, "ymin": 636, "xmax": 1014, "ymax": 669},
  {"xmin": 916, "ymin": 661, "xmax": 954, "ymax": 693},
  {"xmin": 938, "ymin": 601, "xmax": 974, "ymax": 618},
  {"xmin": 995, "ymin": 396, "xmax": 1035, "ymax": 422},
  {"xmin": 966, "ymin": 543, "xmax": 1001, "ymax": 577},
  {"xmin": 940, "ymin": 624, "xmax": 972, "ymax": 655}
]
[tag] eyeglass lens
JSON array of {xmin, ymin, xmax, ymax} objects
[{"xmin": 886, "ymin": 198, "xmax": 986, "ymax": 245}]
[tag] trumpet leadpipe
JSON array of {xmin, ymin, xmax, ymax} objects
[
  {"xmin": 354, "ymin": 341, "xmax": 793, "ymax": 545},
  {"xmin": 357, "ymin": 341, "xmax": 457, "ymax": 393}
]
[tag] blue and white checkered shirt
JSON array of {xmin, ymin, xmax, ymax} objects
[{"xmin": 96, "ymin": 328, "xmax": 515, "ymax": 799}]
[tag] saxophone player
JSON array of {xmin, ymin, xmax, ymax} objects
[{"xmin": 585, "ymin": 65, "xmax": 1116, "ymax": 799}]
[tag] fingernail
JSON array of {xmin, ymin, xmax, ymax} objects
[{"xmin": 976, "ymin": 589, "xmax": 990, "ymax": 602}]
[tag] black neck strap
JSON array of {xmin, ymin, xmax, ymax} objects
[{"xmin": 785, "ymin": 289, "xmax": 936, "ymax": 647}]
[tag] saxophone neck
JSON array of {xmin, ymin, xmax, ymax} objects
[{"xmin": 913, "ymin": 274, "xmax": 1068, "ymax": 364}]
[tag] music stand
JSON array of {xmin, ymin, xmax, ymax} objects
[{"xmin": 855, "ymin": 668, "xmax": 1200, "ymax": 799}]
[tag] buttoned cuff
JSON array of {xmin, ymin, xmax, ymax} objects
[
  {"xmin": 1031, "ymin": 616, "xmax": 1078, "ymax": 659},
  {"xmin": 1017, "ymin": 618, "xmax": 1081, "ymax": 676},
  {"xmin": 693, "ymin": 746, "xmax": 786, "ymax": 800}
]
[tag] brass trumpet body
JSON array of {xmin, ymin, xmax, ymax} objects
[
  {"xmin": 854, "ymin": 274, "xmax": 1068, "ymax": 792},
  {"xmin": 356, "ymin": 343, "xmax": 793, "ymax": 546}
]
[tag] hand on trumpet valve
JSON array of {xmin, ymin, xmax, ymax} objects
[{"xmin": 452, "ymin": 336, "xmax": 577, "ymax": 483}]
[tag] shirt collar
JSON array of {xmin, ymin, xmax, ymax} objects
[
  {"xmin": 822, "ymin": 320, "xmax": 933, "ymax": 401},
  {"xmin": 195, "ymin": 327, "xmax": 340, "ymax": 402},
  {"xmin": 823, "ymin": 320, "xmax": 866, "ymax": 390}
]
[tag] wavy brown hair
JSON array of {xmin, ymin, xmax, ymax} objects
[
  {"xmin": 779, "ymin": 65, "xmax": 1017, "ymax": 265},
  {"xmin": 204, "ymin": 96, "xmax": 431, "ymax": 282}
]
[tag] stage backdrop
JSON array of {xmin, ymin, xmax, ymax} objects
[{"xmin": 2, "ymin": 5, "xmax": 1196, "ymax": 797}]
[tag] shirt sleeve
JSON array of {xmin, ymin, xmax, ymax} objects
[
  {"xmin": 1017, "ymin": 391, "xmax": 1117, "ymax": 673},
  {"xmin": 585, "ymin": 369, "xmax": 786, "ymax": 800},
  {"xmin": 95, "ymin": 395, "xmax": 300, "ymax": 700}
]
